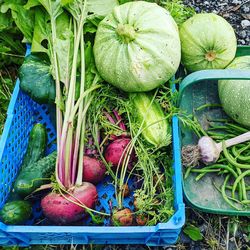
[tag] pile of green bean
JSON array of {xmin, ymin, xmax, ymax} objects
[{"xmin": 188, "ymin": 119, "xmax": 250, "ymax": 210}]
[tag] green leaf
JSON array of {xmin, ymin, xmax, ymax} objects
[
  {"xmin": 31, "ymin": 8, "xmax": 50, "ymax": 54},
  {"xmin": 24, "ymin": 0, "xmax": 41, "ymax": 9},
  {"xmin": 183, "ymin": 224, "xmax": 203, "ymax": 241},
  {"xmin": 54, "ymin": 12, "xmax": 74, "ymax": 84},
  {"xmin": 38, "ymin": 0, "xmax": 63, "ymax": 19},
  {"xmin": 0, "ymin": 12, "xmax": 12, "ymax": 31},
  {"xmin": 0, "ymin": 1, "xmax": 35, "ymax": 42}
]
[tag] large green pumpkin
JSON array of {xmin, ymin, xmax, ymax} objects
[
  {"xmin": 93, "ymin": 1, "xmax": 181, "ymax": 92},
  {"xmin": 179, "ymin": 13, "xmax": 237, "ymax": 72},
  {"xmin": 218, "ymin": 56, "xmax": 250, "ymax": 127}
]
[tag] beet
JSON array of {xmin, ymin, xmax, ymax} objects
[
  {"xmin": 41, "ymin": 182, "xmax": 97, "ymax": 225},
  {"xmin": 83, "ymin": 156, "xmax": 106, "ymax": 184},
  {"xmin": 112, "ymin": 208, "xmax": 133, "ymax": 226},
  {"xmin": 136, "ymin": 214, "xmax": 148, "ymax": 226},
  {"xmin": 104, "ymin": 138, "xmax": 136, "ymax": 170}
]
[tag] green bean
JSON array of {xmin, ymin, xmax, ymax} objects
[
  {"xmin": 184, "ymin": 166, "xmax": 192, "ymax": 179},
  {"xmin": 221, "ymin": 175, "xmax": 240, "ymax": 210},
  {"xmin": 232, "ymin": 145, "xmax": 250, "ymax": 162},
  {"xmin": 208, "ymin": 118, "xmax": 230, "ymax": 123},
  {"xmin": 241, "ymin": 200, "xmax": 250, "ymax": 205},
  {"xmin": 225, "ymin": 123, "xmax": 248, "ymax": 133},
  {"xmin": 191, "ymin": 169, "xmax": 221, "ymax": 173},
  {"xmin": 222, "ymin": 142, "xmax": 250, "ymax": 170},
  {"xmin": 195, "ymin": 103, "xmax": 222, "ymax": 111},
  {"xmin": 226, "ymin": 185, "xmax": 250, "ymax": 191},
  {"xmin": 232, "ymin": 170, "xmax": 250, "ymax": 201},
  {"xmin": 235, "ymin": 168, "xmax": 246, "ymax": 201}
]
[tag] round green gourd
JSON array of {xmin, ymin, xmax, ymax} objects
[
  {"xmin": 93, "ymin": 1, "xmax": 181, "ymax": 92},
  {"xmin": 179, "ymin": 13, "xmax": 237, "ymax": 72},
  {"xmin": 19, "ymin": 55, "xmax": 56, "ymax": 104},
  {"xmin": 218, "ymin": 56, "xmax": 250, "ymax": 127},
  {"xmin": 0, "ymin": 201, "xmax": 32, "ymax": 225}
]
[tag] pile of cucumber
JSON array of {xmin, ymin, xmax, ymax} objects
[{"xmin": 0, "ymin": 124, "xmax": 56, "ymax": 225}]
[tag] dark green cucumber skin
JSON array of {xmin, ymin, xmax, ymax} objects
[
  {"xmin": 14, "ymin": 151, "xmax": 57, "ymax": 197},
  {"xmin": 20, "ymin": 123, "xmax": 47, "ymax": 169},
  {"xmin": 19, "ymin": 54, "xmax": 56, "ymax": 104},
  {"xmin": 0, "ymin": 201, "xmax": 32, "ymax": 225}
]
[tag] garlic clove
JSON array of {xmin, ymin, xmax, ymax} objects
[{"xmin": 198, "ymin": 136, "xmax": 221, "ymax": 165}]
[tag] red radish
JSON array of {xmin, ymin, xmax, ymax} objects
[
  {"xmin": 136, "ymin": 214, "xmax": 148, "ymax": 226},
  {"xmin": 104, "ymin": 138, "xmax": 136, "ymax": 170},
  {"xmin": 83, "ymin": 156, "xmax": 106, "ymax": 184},
  {"xmin": 41, "ymin": 182, "xmax": 97, "ymax": 225},
  {"xmin": 112, "ymin": 208, "xmax": 133, "ymax": 226}
]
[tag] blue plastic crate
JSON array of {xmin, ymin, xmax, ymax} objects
[{"xmin": 0, "ymin": 46, "xmax": 185, "ymax": 246}]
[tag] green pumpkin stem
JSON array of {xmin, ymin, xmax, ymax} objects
[
  {"xmin": 116, "ymin": 24, "xmax": 136, "ymax": 43},
  {"xmin": 205, "ymin": 51, "xmax": 217, "ymax": 62}
]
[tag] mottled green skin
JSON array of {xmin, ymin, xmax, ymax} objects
[
  {"xmin": 130, "ymin": 92, "xmax": 171, "ymax": 148},
  {"xmin": 19, "ymin": 55, "xmax": 55, "ymax": 104},
  {"xmin": 14, "ymin": 151, "xmax": 57, "ymax": 197},
  {"xmin": 0, "ymin": 201, "xmax": 32, "ymax": 225},
  {"xmin": 180, "ymin": 13, "xmax": 237, "ymax": 72},
  {"xmin": 218, "ymin": 56, "xmax": 250, "ymax": 127},
  {"xmin": 20, "ymin": 123, "xmax": 47, "ymax": 170},
  {"xmin": 94, "ymin": 1, "xmax": 181, "ymax": 92}
]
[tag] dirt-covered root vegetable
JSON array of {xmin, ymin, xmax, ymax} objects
[
  {"xmin": 112, "ymin": 208, "xmax": 133, "ymax": 226},
  {"xmin": 82, "ymin": 156, "xmax": 106, "ymax": 184},
  {"xmin": 104, "ymin": 138, "xmax": 136, "ymax": 170},
  {"xmin": 218, "ymin": 56, "xmax": 250, "ymax": 127},
  {"xmin": 94, "ymin": 1, "xmax": 181, "ymax": 92},
  {"xmin": 179, "ymin": 13, "xmax": 237, "ymax": 72},
  {"xmin": 41, "ymin": 182, "xmax": 97, "ymax": 225},
  {"xmin": 121, "ymin": 184, "xmax": 130, "ymax": 198},
  {"xmin": 136, "ymin": 214, "xmax": 148, "ymax": 226}
]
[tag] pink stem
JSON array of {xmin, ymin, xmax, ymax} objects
[
  {"xmin": 71, "ymin": 132, "xmax": 80, "ymax": 184},
  {"xmin": 104, "ymin": 111, "xmax": 116, "ymax": 125},
  {"xmin": 113, "ymin": 110, "xmax": 126, "ymax": 131}
]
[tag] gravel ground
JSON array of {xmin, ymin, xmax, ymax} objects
[{"xmin": 183, "ymin": 0, "xmax": 250, "ymax": 45}]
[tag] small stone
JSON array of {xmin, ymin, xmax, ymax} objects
[
  {"xmin": 241, "ymin": 19, "xmax": 250, "ymax": 28},
  {"xmin": 195, "ymin": 7, "xmax": 201, "ymax": 12},
  {"xmin": 242, "ymin": 6, "xmax": 250, "ymax": 13},
  {"xmin": 240, "ymin": 30, "xmax": 247, "ymax": 38},
  {"xmin": 238, "ymin": 39, "xmax": 246, "ymax": 45},
  {"xmin": 232, "ymin": 0, "xmax": 241, "ymax": 4},
  {"xmin": 204, "ymin": 1, "xmax": 209, "ymax": 5}
]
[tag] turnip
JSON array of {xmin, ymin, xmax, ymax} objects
[
  {"xmin": 112, "ymin": 208, "xmax": 133, "ymax": 226},
  {"xmin": 83, "ymin": 156, "xmax": 106, "ymax": 184},
  {"xmin": 41, "ymin": 182, "xmax": 97, "ymax": 225},
  {"xmin": 104, "ymin": 138, "xmax": 136, "ymax": 170}
]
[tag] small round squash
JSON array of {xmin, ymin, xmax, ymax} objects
[
  {"xmin": 218, "ymin": 56, "xmax": 250, "ymax": 127},
  {"xmin": 93, "ymin": 1, "xmax": 181, "ymax": 92},
  {"xmin": 179, "ymin": 13, "xmax": 237, "ymax": 72}
]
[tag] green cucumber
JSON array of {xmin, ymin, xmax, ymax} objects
[
  {"xmin": 21, "ymin": 123, "xmax": 47, "ymax": 169},
  {"xmin": 0, "ymin": 201, "xmax": 32, "ymax": 225},
  {"xmin": 14, "ymin": 151, "xmax": 57, "ymax": 197}
]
